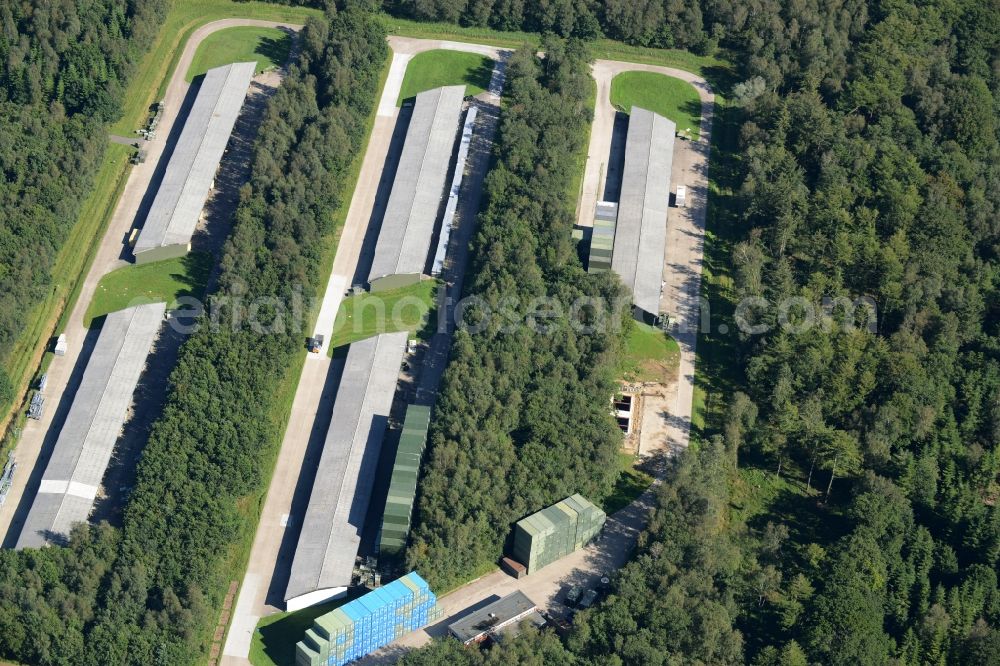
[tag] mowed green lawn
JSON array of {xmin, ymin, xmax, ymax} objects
[
  {"xmin": 610, "ymin": 71, "xmax": 702, "ymax": 140},
  {"xmin": 250, "ymin": 597, "xmax": 355, "ymax": 666},
  {"xmin": 620, "ymin": 321, "xmax": 681, "ymax": 383},
  {"xmin": 397, "ymin": 49, "xmax": 492, "ymax": 105},
  {"xmin": 84, "ymin": 253, "xmax": 212, "ymax": 327},
  {"xmin": 186, "ymin": 26, "xmax": 292, "ymax": 81},
  {"xmin": 328, "ymin": 280, "xmax": 438, "ymax": 353}
]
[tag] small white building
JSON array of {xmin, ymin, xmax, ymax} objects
[{"xmin": 675, "ymin": 185, "xmax": 687, "ymax": 208}]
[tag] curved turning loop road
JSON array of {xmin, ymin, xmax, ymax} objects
[
  {"xmin": 0, "ymin": 18, "xmax": 302, "ymax": 547},
  {"xmin": 222, "ymin": 35, "xmax": 508, "ymax": 666},
  {"xmin": 357, "ymin": 61, "xmax": 715, "ymax": 664},
  {"xmin": 579, "ymin": 60, "xmax": 714, "ymax": 467}
]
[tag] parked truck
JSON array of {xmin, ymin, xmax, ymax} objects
[
  {"xmin": 307, "ymin": 334, "xmax": 324, "ymax": 353},
  {"xmin": 675, "ymin": 185, "xmax": 687, "ymax": 208}
]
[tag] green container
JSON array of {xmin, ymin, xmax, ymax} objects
[
  {"xmin": 511, "ymin": 494, "xmax": 606, "ymax": 573},
  {"xmin": 379, "ymin": 405, "xmax": 432, "ymax": 556}
]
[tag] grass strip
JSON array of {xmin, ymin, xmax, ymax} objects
[
  {"xmin": 186, "ymin": 26, "xmax": 292, "ymax": 81},
  {"xmin": 83, "ymin": 253, "xmax": 213, "ymax": 327},
  {"xmin": 610, "ymin": 70, "xmax": 703, "ymax": 140},
  {"xmin": 620, "ymin": 322, "xmax": 681, "ymax": 384},
  {"xmin": 397, "ymin": 50, "xmax": 493, "ymax": 104},
  {"xmin": 328, "ymin": 280, "xmax": 438, "ymax": 353},
  {"xmin": 568, "ymin": 75, "xmax": 598, "ymax": 219},
  {"xmin": 691, "ymin": 95, "xmax": 741, "ymax": 437}
]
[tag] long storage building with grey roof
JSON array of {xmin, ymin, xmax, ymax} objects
[
  {"xmin": 368, "ymin": 85, "xmax": 465, "ymax": 292},
  {"xmin": 133, "ymin": 62, "xmax": 256, "ymax": 264},
  {"xmin": 16, "ymin": 302, "xmax": 166, "ymax": 549},
  {"xmin": 285, "ymin": 332, "xmax": 408, "ymax": 611},
  {"xmin": 611, "ymin": 106, "xmax": 675, "ymax": 317}
]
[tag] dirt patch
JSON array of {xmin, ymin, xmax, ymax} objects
[
  {"xmin": 618, "ymin": 376, "xmax": 678, "ymax": 460},
  {"xmin": 628, "ymin": 355, "xmax": 679, "ymax": 385},
  {"xmin": 638, "ymin": 388, "xmax": 671, "ymax": 458}
]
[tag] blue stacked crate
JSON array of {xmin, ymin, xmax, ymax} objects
[
  {"xmin": 296, "ymin": 572, "xmax": 438, "ymax": 666},
  {"xmin": 343, "ymin": 604, "xmax": 361, "ymax": 663}
]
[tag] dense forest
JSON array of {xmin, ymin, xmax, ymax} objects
[
  {"xmin": 0, "ymin": 0, "xmax": 169, "ymax": 401},
  {"xmin": 0, "ymin": 6, "xmax": 388, "ymax": 665},
  {"xmin": 384, "ymin": 0, "xmax": 705, "ymax": 50},
  {"xmin": 262, "ymin": 0, "xmax": 709, "ymax": 51},
  {"xmin": 716, "ymin": 0, "xmax": 1000, "ymax": 661},
  {"xmin": 399, "ymin": 0, "xmax": 1000, "ymax": 664},
  {"xmin": 266, "ymin": 0, "xmax": 848, "ymax": 57},
  {"xmin": 2, "ymin": 0, "xmax": 998, "ymax": 664},
  {"xmin": 398, "ymin": 441, "xmax": 743, "ymax": 666},
  {"xmin": 404, "ymin": 37, "xmax": 631, "ymax": 591}
]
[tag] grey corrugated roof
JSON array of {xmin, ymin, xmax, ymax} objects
[
  {"xmin": 16, "ymin": 302, "xmax": 166, "ymax": 549},
  {"xmin": 134, "ymin": 62, "xmax": 256, "ymax": 257},
  {"xmin": 611, "ymin": 107, "xmax": 675, "ymax": 315},
  {"xmin": 368, "ymin": 86, "xmax": 465, "ymax": 284},
  {"xmin": 285, "ymin": 332, "xmax": 408, "ymax": 605}
]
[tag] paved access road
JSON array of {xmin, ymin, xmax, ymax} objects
[
  {"xmin": 358, "ymin": 59, "xmax": 715, "ymax": 662},
  {"xmin": 357, "ymin": 485, "xmax": 658, "ymax": 663},
  {"xmin": 579, "ymin": 61, "xmax": 715, "ymax": 461},
  {"xmin": 0, "ymin": 18, "xmax": 302, "ymax": 547},
  {"xmin": 221, "ymin": 36, "xmax": 506, "ymax": 665}
]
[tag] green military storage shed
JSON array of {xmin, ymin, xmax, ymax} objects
[
  {"xmin": 511, "ymin": 495, "xmax": 606, "ymax": 574},
  {"xmin": 587, "ymin": 201, "xmax": 618, "ymax": 273},
  {"xmin": 378, "ymin": 405, "xmax": 432, "ymax": 556}
]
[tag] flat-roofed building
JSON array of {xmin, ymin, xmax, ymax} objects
[
  {"xmin": 285, "ymin": 332, "xmax": 408, "ymax": 611},
  {"xmin": 368, "ymin": 85, "xmax": 465, "ymax": 292},
  {"xmin": 16, "ymin": 302, "xmax": 166, "ymax": 549},
  {"xmin": 611, "ymin": 106, "xmax": 675, "ymax": 317},
  {"xmin": 448, "ymin": 591, "xmax": 543, "ymax": 645},
  {"xmin": 133, "ymin": 62, "xmax": 256, "ymax": 264}
]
